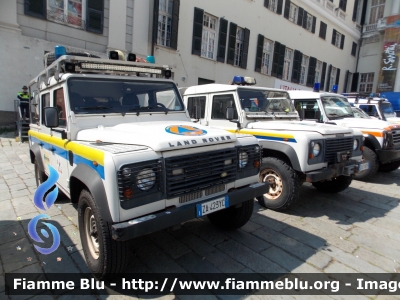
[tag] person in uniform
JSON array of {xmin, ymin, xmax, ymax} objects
[{"xmin": 17, "ymin": 86, "xmax": 31, "ymax": 121}]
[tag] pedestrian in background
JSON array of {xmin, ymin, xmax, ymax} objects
[{"xmin": 17, "ymin": 86, "xmax": 31, "ymax": 121}]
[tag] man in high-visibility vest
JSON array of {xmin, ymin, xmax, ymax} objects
[{"xmin": 17, "ymin": 86, "xmax": 31, "ymax": 121}]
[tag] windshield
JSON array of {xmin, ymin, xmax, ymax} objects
[
  {"xmin": 67, "ymin": 78, "xmax": 183, "ymax": 114},
  {"xmin": 352, "ymin": 107, "xmax": 371, "ymax": 119},
  {"xmin": 321, "ymin": 96, "xmax": 354, "ymax": 119},
  {"xmin": 237, "ymin": 88, "xmax": 295, "ymax": 113},
  {"xmin": 381, "ymin": 103, "xmax": 396, "ymax": 118}
]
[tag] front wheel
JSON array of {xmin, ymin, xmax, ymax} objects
[
  {"xmin": 256, "ymin": 157, "xmax": 300, "ymax": 211},
  {"xmin": 78, "ymin": 189, "xmax": 128, "ymax": 279},
  {"xmin": 207, "ymin": 198, "xmax": 254, "ymax": 230},
  {"xmin": 378, "ymin": 161, "xmax": 400, "ymax": 172},
  {"xmin": 354, "ymin": 146, "xmax": 379, "ymax": 181},
  {"xmin": 311, "ymin": 175, "xmax": 352, "ymax": 193}
]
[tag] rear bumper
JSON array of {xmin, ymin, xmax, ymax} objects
[
  {"xmin": 376, "ymin": 149, "xmax": 400, "ymax": 164},
  {"xmin": 305, "ymin": 159, "xmax": 366, "ymax": 182},
  {"xmin": 111, "ymin": 182, "xmax": 269, "ymax": 241}
]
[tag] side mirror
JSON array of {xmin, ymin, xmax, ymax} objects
[
  {"xmin": 44, "ymin": 107, "xmax": 59, "ymax": 128},
  {"xmin": 226, "ymin": 107, "xmax": 234, "ymax": 120}
]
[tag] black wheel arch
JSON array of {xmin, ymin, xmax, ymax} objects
[
  {"xmin": 70, "ymin": 164, "xmax": 113, "ymax": 223},
  {"xmin": 364, "ymin": 134, "xmax": 381, "ymax": 152},
  {"xmin": 30, "ymin": 143, "xmax": 45, "ymax": 172},
  {"xmin": 262, "ymin": 143, "xmax": 301, "ymax": 171}
]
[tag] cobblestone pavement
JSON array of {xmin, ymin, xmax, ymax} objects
[{"xmin": 0, "ymin": 132, "xmax": 399, "ymax": 299}]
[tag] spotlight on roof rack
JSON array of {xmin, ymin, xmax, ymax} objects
[
  {"xmin": 127, "ymin": 53, "xmax": 136, "ymax": 62},
  {"xmin": 65, "ymin": 63, "xmax": 75, "ymax": 73},
  {"xmin": 164, "ymin": 69, "xmax": 172, "ymax": 79},
  {"xmin": 108, "ymin": 50, "xmax": 125, "ymax": 60},
  {"xmin": 232, "ymin": 76, "xmax": 256, "ymax": 85},
  {"xmin": 313, "ymin": 82, "xmax": 320, "ymax": 92}
]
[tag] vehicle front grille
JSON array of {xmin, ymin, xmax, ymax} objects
[
  {"xmin": 179, "ymin": 184, "xmax": 225, "ymax": 203},
  {"xmin": 165, "ymin": 149, "xmax": 237, "ymax": 198},
  {"xmin": 393, "ymin": 130, "xmax": 400, "ymax": 148},
  {"xmin": 324, "ymin": 137, "xmax": 354, "ymax": 164}
]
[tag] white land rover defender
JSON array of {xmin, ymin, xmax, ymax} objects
[
  {"xmin": 289, "ymin": 90, "xmax": 400, "ymax": 179},
  {"xmin": 27, "ymin": 54, "xmax": 268, "ymax": 279},
  {"xmin": 343, "ymin": 93, "xmax": 400, "ymax": 125},
  {"xmin": 181, "ymin": 77, "xmax": 367, "ymax": 211}
]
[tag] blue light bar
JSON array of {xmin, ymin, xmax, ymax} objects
[
  {"xmin": 332, "ymin": 84, "xmax": 338, "ymax": 93},
  {"xmin": 232, "ymin": 76, "xmax": 245, "ymax": 85},
  {"xmin": 313, "ymin": 82, "xmax": 320, "ymax": 92},
  {"xmin": 55, "ymin": 45, "xmax": 66, "ymax": 59}
]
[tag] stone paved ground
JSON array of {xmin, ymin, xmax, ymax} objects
[{"xmin": 0, "ymin": 132, "xmax": 400, "ymax": 300}]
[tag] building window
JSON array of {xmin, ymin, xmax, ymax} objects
[
  {"xmin": 359, "ymin": 73, "xmax": 374, "ymax": 93},
  {"xmin": 306, "ymin": 14, "xmax": 313, "ymax": 32},
  {"xmin": 330, "ymin": 67, "xmax": 337, "ymax": 90},
  {"xmin": 339, "ymin": 0, "xmax": 347, "ymax": 12},
  {"xmin": 319, "ymin": 21, "xmax": 327, "ymax": 40},
  {"xmin": 334, "ymin": 31, "xmax": 342, "ymax": 47},
  {"xmin": 289, "ymin": 3, "xmax": 298, "ymax": 23},
  {"xmin": 315, "ymin": 60, "xmax": 322, "ymax": 84},
  {"xmin": 369, "ymin": 0, "xmax": 385, "ymax": 24},
  {"xmin": 300, "ymin": 56, "xmax": 309, "ymax": 85},
  {"xmin": 234, "ymin": 27, "xmax": 244, "ymax": 67},
  {"xmin": 267, "ymin": 0, "xmax": 278, "ymax": 13},
  {"xmin": 283, "ymin": 48, "xmax": 293, "ymax": 81},
  {"xmin": 332, "ymin": 29, "xmax": 345, "ymax": 49},
  {"xmin": 201, "ymin": 13, "xmax": 217, "ymax": 59},
  {"xmin": 261, "ymin": 39, "xmax": 273, "ymax": 75},
  {"xmin": 352, "ymin": 0, "xmax": 363, "ymax": 23},
  {"xmin": 25, "ymin": 0, "xmax": 104, "ymax": 33},
  {"xmin": 351, "ymin": 42, "xmax": 357, "ymax": 56},
  {"xmin": 157, "ymin": 0, "xmax": 173, "ymax": 47}
]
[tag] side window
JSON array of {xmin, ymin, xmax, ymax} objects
[
  {"xmin": 359, "ymin": 104, "xmax": 378, "ymax": 117},
  {"xmin": 41, "ymin": 93, "xmax": 50, "ymax": 125},
  {"xmin": 187, "ymin": 96, "xmax": 206, "ymax": 119},
  {"xmin": 211, "ymin": 94, "xmax": 238, "ymax": 120},
  {"xmin": 54, "ymin": 88, "xmax": 67, "ymax": 127},
  {"xmin": 294, "ymin": 100, "xmax": 321, "ymax": 120}
]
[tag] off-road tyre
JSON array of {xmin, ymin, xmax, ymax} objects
[
  {"xmin": 378, "ymin": 160, "xmax": 400, "ymax": 172},
  {"xmin": 78, "ymin": 189, "xmax": 128, "ymax": 280},
  {"xmin": 34, "ymin": 159, "xmax": 47, "ymax": 187},
  {"xmin": 256, "ymin": 157, "xmax": 300, "ymax": 211},
  {"xmin": 354, "ymin": 146, "xmax": 379, "ymax": 181},
  {"xmin": 207, "ymin": 198, "xmax": 254, "ymax": 230},
  {"xmin": 44, "ymin": 52, "xmax": 100, "ymax": 67},
  {"xmin": 311, "ymin": 175, "xmax": 352, "ymax": 193}
]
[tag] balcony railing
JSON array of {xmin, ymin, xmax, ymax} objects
[{"xmin": 363, "ymin": 23, "xmax": 377, "ymax": 33}]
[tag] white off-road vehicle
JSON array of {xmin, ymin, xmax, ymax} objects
[
  {"xmin": 289, "ymin": 90, "xmax": 400, "ymax": 179},
  {"xmin": 27, "ymin": 54, "xmax": 268, "ymax": 279},
  {"xmin": 181, "ymin": 77, "xmax": 367, "ymax": 211},
  {"xmin": 343, "ymin": 93, "xmax": 400, "ymax": 125}
]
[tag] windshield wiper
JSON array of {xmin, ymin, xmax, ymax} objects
[{"xmin": 81, "ymin": 105, "xmax": 113, "ymax": 110}]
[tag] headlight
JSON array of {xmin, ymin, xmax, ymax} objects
[
  {"xmin": 238, "ymin": 151, "xmax": 249, "ymax": 168},
  {"xmin": 353, "ymin": 139, "xmax": 359, "ymax": 150},
  {"xmin": 121, "ymin": 168, "xmax": 131, "ymax": 177},
  {"xmin": 136, "ymin": 168, "xmax": 156, "ymax": 191},
  {"xmin": 312, "ymin": 143, "xmax": 321, "ymax": 156}
]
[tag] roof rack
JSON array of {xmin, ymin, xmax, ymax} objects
[{"xmin": 29, "ymin": 55, "xmax": 172, "ymax": 90}]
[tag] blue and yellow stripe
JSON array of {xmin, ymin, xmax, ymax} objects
[
  {"xmin": 227, "ymin": 129, "xmax": 297, "ymax": 143},
  {"xmin": 29, "ymin": 131, "xmax": 105, "ymax": 179}
]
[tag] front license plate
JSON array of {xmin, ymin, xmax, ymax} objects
[
  {"xmin": 359, "ymin": 162, "xmax": 369, "ymax": 171},
  {"xmin": 196, "ymin": 196, "xmax": 229, "ymax": 217}
]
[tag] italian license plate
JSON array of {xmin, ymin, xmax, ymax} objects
[
  {"xmin": 359, "ymin": 162, "xmax": 369, "ymax": 171},
  {"xmin": 196, "ymin": 196, "xmax": 229, "ymax": 217}
]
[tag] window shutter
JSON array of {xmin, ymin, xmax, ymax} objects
[
  {"xmin": 152, "ymin": 0, "xmax": 160, "ymax": 47},
  {"xmin": 352, "ymin": 0, "xmax": 359, "ymax": 22},
  {"xmin": 312, "ymin": 16, "xmax": 316, "ymax": 33},
  {"xmin": 340, "ymin": 34, "xmax": 345, "ymax": 49},
  {"xmin": 24, "ymin": 0, "xmax": 46, "ymax": 19},
  {"xmin": 306, "ymin": 57, "xmax": 316, "ymax": 87},
  {"xmin": 192, "ymin": 8, "xmax": 204, "ymax": 56},
  {"xmin": 344, "ymin": 70, "xmax": 349, "ymax": 93},
  {"xmin": 241, "ymin": 28, "xmax": 250, "ymax": 69},
  {"xmin": 227, "ymin": 22, "xmax": 237, "ymax": 65},
  {"xmin": 86, "ymin": 0, "xmax": 104, "ymax": 34},
  {"xmin": 217, "ymin": 18, "xmax": 228, "ymax": 63},
  {"xmin": 276, "ymin": 0, "xmax": 283, "ymax": 14},
  {"xmin": 277, "ymin": 44, "xmax": 286, "ymax": 79},
  {"xmin": 284, "ymin": 0, "xmax": 290, "ymax": 19},
  {"xmin": 302, "ymin": 10, "xmax": 308, "ymax": 29},
  {"xmin": 271, "ymin": 41, "xmax": 281, "ymax": 77},
  {"xmin": 264, "ymin": 0, "xmax": 269, "ymax": 8},
  {"xmin": 331, "ymin": 29, "xmax": 337, "ymax": 45},
  {"xmin": 351, "ymin": 72, "xmax": 359, "ymax": 92},
  {"xmin": 326, "ymin": 64, "xmax": 332, "ymax": 91},
  {"xmin": 319, "ymin": 21, "xmax": 327, "ymax": 39},
  {"xmin": 336, "ymin": 68, "xmax": 340, "ymax": 89},
  {"xmin": 351, "ymin": 42, "xmax": 357, "ymax": 56},
  {"xmin": 321, "ymin": 62, "xmax": 327, "ymax": 91},
  {"xmin": 297, "ymin": 7, "xmax": 304, "ymax": 26},
  {"xmin": 291, "ymin": 50, "xmax": 302, "ymax": 84},
  {"xmin": 169, "ymin": 0, "xmax": 180, "ymax": 49},
  {"xmin": 255, "ymin": 34, "xmax": 264, "ymax": 72}
]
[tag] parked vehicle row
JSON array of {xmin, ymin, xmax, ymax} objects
[{"xmin": 25, "ymin": 48, "xmax": 398, "ymax": 281}]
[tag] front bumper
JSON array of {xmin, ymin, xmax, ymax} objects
[
  {"xmin": 376, "ymin": 149, "xmax": 400, "ymax": 164},
  {"xmin": 305, "ymin": 159, "xmax": 367, "ymax": 182},
  {"xmin": 111, "ymin": 182, "xmax": 269, "ymax": 241}
]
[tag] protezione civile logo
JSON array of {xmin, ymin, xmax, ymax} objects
[{"xmin": 28, "ymin": 165, "xmax": 61, "ymax": 254}]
